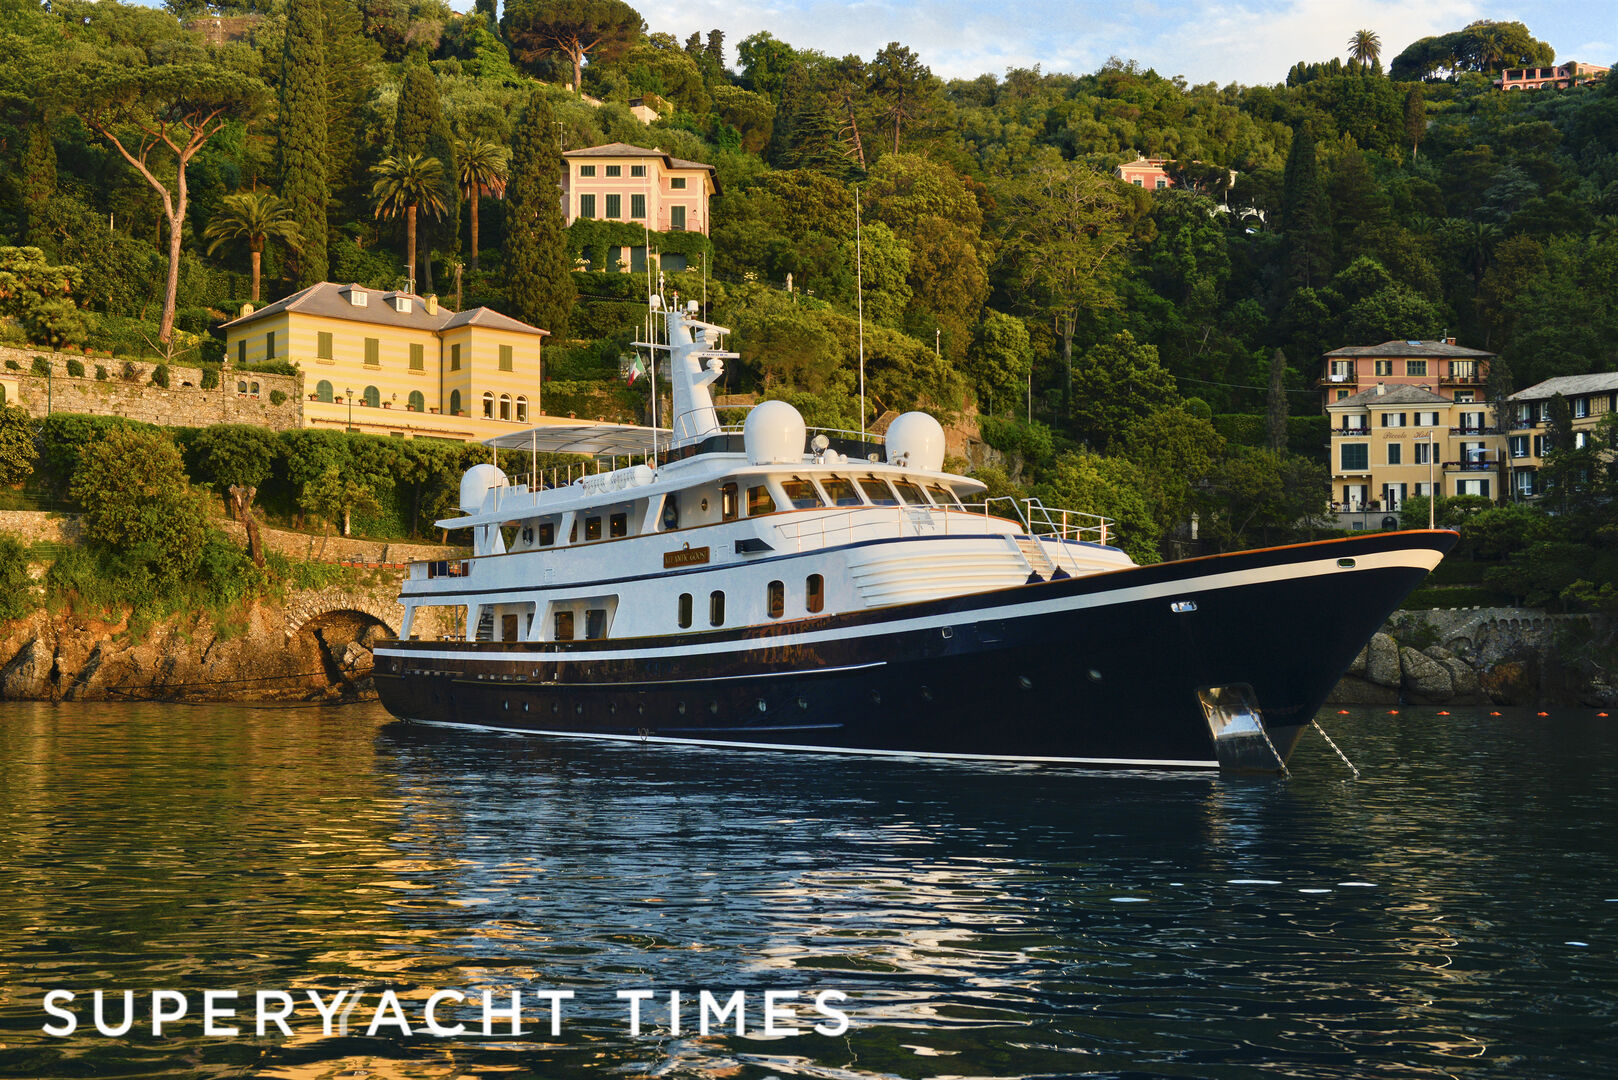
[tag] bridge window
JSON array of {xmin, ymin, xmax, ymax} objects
[
  {"xmin": 721, "ymin": 482, "xmax": 739, "ymax": 521},
  {"xmin": 709, "ymin": 590, "xmax": 725, "ymax": 627},
  {"xmin": 781, "ymin": 477, "xmax": 824, "ymax": 509},
  {"xmin": 554, "ymin": 610, "xmax": 574, "ymax": 640},
  {"xmin": 316, "ymin": 380, "xmax": 333, "ymax": 403},
  {"xmin": 538, "ymin": 522, "xmax": 555, "ymax": 546},
  {"xmin": 609, "ymin": 512, "xmax": 627, "ymax": 538},
  {"xmin": 855, "ymin": 475, "xmax": 898, "ymax": 505},
  {"xmin": 585, "ymin": 608, "xmax": 608, "ymax": 640},
  {"xmin": 925, "ymin": 483, "xmax": 959, "ymax": 508},
  {"xmin": 806, "ymin": 574, "xmax": 824, "ymax": 614},
  {"xmin": 767, "ymin": 580, "xmax": 784, "ymax": 619},
  {"xmin": 747, "ymin": 485, "xmax": 775, "ymax": 516},
  {"xmin": 678, "ymin": 593, "xmax": 692, "ymax": 628},
  {"xmin": 893, "ymin": 479, "xmax": 928, "ymax": 505},
  {"xmin": 821, "ymin": 476, "xmax": 861, "ymax": 506},
  {"xmin": 585, "ymin": 516, "xmax": 601, "ymax": 541}
]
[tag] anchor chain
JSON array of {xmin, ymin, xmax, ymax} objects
[
  {"xmin": 1310, "ymin": 719, "xmax": 1360, "ymax": 779},
  {"xmin": 1256, "ymin": 721, "xmax": 1290, "ymax": 778}
]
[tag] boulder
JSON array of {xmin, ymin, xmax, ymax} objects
[
  {"xmin": 1, "ymin": 637, "xmax": 52, "ymax": 699},
  {"xmin": 1439, "ymin": 657, "xmax": 1481, "ymax": 700},
  {"xmin": 1423, "ymin": 645, "xmax": 1457, "ymax": 663},
  {"xmin": 1346, "ymin": 644, "xmax": 1368, "ymax": 677},
  {"xmin": 1325, "ymin": 676, "xmax": 1400, "ymax": 705},
  {"xmin": 1481, "ymin": 661, "xmax": 1532, "ymax": 705},
  {"xmin": 1400, "ymin": 646, "xmax": 1454, "ymax": 701},
  {"xmin": 1366, "ymin": 633, "xmax": 1401, "ymax": 688}
]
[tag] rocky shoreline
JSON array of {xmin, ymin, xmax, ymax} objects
[{"xmin": 1327, "ymin": 608, "xmax": 1617, "ymax": 708}]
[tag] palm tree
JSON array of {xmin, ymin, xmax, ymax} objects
[
  {"xmin": 455, "ymin": 137, "xmax": 510, "ymax": 273},
  {"xmin": 370, "ymin": 153, "xmax": 450, "ymax": 293},
  {"xmin": 1347, "ymin": 29, "xmax": 1382, "ymax": 71},
  {"xmin": 203, "ymin": 192, "xmax": 302, "ymax": 304}
]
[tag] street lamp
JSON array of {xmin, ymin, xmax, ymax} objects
[{"xmin": 346, "ymin": 387, "xmax": 355, "ymax": 433}]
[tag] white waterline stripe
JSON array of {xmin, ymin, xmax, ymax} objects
[
  {"xmin": 380, "ymin": 549, "xmax": 1439, "ymax": 665},
  {"xmin": 408, "ymin": 718, "xmax": 1222, "ymax": 768}
]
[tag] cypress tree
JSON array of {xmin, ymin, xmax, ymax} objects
[
  {"xmin": 1265, "ymin": 348, "xmax": 1289, "ymax": 452},
  {"xmin": 279, "ymin": 0, "xmax": 329, "ymax": 288},
  {"xmin": 505, "ymin": 91, "xmax": 575, "ymax": 339},
  {"xmin": 1280, "ymin": 124, "xmax": 1331, "ymax": 291},
  {"xmin": 393, "ymin": 63, "xmax": 457, "ymax": 294},
  {"xmin": 21, "ymin": 114, "xmax": 56, "ymax": 244}
]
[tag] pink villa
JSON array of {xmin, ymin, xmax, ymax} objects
[
  {"xmin": 561, "ymin": 142, "xmax": 719, "ymax": 271},
  {"xmin": 1495, "ymin": 62, "xmax": 1608, "ymax": 90},
  {"xmin": 1114, "ymin": 156, "xmax": 1173, "ymax": 189}
]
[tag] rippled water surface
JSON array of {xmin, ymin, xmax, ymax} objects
[{"xmin": 2, "ymin": 702, "xmax": 1616, "ymax": 1079}]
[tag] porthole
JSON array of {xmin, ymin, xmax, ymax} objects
[
  {"xmin": 1087, "ymin": 668, "xmax": 1103, "ymax": 682},
  {"xmin": 503, "ymin": 700, "xmax": 509, "ymax": 710},
  {"xmin": 870, "ymin": 690, "xmax": 881, "ymax": 705},
  {"xmin": 523, "ymin": 702, "xmax": 530, "ymax": 712},
  {"xmin": 677, "ymin": 701, "xmax": 687, "ymax": 715},
  {"xmin": 920, "ymin": 686, "xmax": 933, "ymax": 701},
  {"xmin": 797, "ymin": 697, "xmax": 809, "ymax": 710},
  {"xmin": 552, "ymin": 703, "xmax": 560, "ymax": 714},
  {"xmin": 941, "ymin": 627, "xmax": 954, "ymax": 639},
  {"xmin": 709, "ymin": 700, "xmax": 719, "ymax": 715},
  {"xmin": 637, "ymin": 703, "xmax": 645, "ymax": 716},
  {"xmin": 575, "ymin": 703, "xmax": 584, "ymax": 715},
  {"xmin": 757, "ymin": 699, "xmax": 767, "ymax": 713},
  {"xmin": 1017, "ymin": 676, "xmax": 1033, "ymax": 691},
  {"xmin": 1337, "ymin": 558, "xmax": 1356, "ymax": 568}
]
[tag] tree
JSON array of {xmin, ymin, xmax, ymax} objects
[
  {"xmin": 279, "ymin": 0, "xmax": 329, "ymax": 289},
  {"xmin": 1280, "ymin": 124, "xmax": 1331, "ymax": 291},
  {"xmin": 68, "ymin": 426, "xmax": 212, "ymax": 582},
  {"xmin": 504, "ymin": 90, "xmax": 575, "ymax": 337},
  {"xmin": 70, "ymin": 63, "xmax": 266, "ymax": 345},
  {"xmin": 455, "ymin": 137, "xmax": 510, "ymax": 272},
  {"xmin": 301, "ymin": 464, "xmax": 383, "ymax": 539},
  {"xmin": 869, "ymin": 42, "xmax": 938, "ymax": 154},
  {"xmin": 370, "ymin": 153, "xmax": 450, "ymax": 293},
  {"xmin": 203, "ymin": 193, "xmax": 303, "ymax": 305},
  {"xmin": 1265, "ymin": 348, "xmax": 1288, "ymax": 451},
  {"xmin": 967, "ymin": 310, "xmax": 1033, "ymax": 412},
  {"xmin": 1404, "ymin": 87, "xmax": 1426, "ymax": 160},
  {"xmin": 1347, "ymin": 29, "xmax": 1381, "ymax": 70},
  {"xmin": 995, "ymin": 158, "xmax": 1138, "ymax": 412},
  {"xmin": 1068, "ymin": 332, "xmax": 1179, "ymax": 450},
  {"xmin": 0, "ymin": 405, "xmax": 36, "ymax": 485},
  {"xmin": 187, "ymin": 425, "xmax": 283, "ymax": 566},
  {"xmin": 502, "ymin": 0, "xmax": 643, "ymax": 93},
  {"xmin": 1035, "ymin": 451, "xmax": 1162, "ymax": 563},
  {"xmin": 392, "ymin": 62, "xmax": 458, "ymax": 294}
]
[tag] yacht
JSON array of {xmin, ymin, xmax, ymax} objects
[{"xmin": 374, "ymin": 299, "xmax": 1455, "ymax": 771}]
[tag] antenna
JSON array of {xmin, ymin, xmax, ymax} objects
[{"xmin": 855, "ymin": 183, "xmax": 865, "ymax": 439}]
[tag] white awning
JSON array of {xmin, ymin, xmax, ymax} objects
[{"xmin": 482, "ymin": 422, "xmax": 670, "ymax": 457}]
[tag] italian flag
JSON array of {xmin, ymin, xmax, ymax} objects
[{"xmin": 627, "ymin": 357, "xmax": 647, "ymax": 386}]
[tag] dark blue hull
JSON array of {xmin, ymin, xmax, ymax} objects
[{"xmin": 374, "ymin": 531, "xmax": 1456, "ymax": 770}]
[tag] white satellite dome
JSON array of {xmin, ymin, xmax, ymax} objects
[
  {"xmin": 884, "ymin": 411, "xmax": 946, "ymax": 471},
  {"xmin": 743, "ymin": 400, "xmax": 807, "ymax": 465},
  {"xmin": 459, "ymin": 463, "xmax": 508, "ymax": 513}
]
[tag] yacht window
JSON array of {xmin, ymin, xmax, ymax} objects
[
  {"xmin": 585, "ymin": 517, "xmax": 602, "ymax": 541},
  {"xmin": 609, "ymin": 512, "xmax": 627, "ymax": 538},
  {"xmin": 678, "ymin": 593, "xmax": 693, "ymax": 629},
  {"xmin": 806, "ymin": 574, "xmax": 825, "ymax": 613},
  {"xmin": 585, "ymin": 608, "xmax": 608, "ymax": 640},
  {"xmin": 538, "ymin": 522, "xmax": 555, "ymax": 546},
  {"xmin": 893, "ymin": 479, "xmax": 928, "ymax": 505},
  {"xmin": 662, "ymin": 495, "xmax": 679, "ymax": 530},
  {"xmin": 767, "ymin": 580, "xmax": 785, "ymax": 619},
  {"xmin": 821, "ymin": 475, "xmax": 862, "ymax": 506},
  {"xmin": 554, "ymin": 610, "xmax": 575, "ymax": 640},
  {"xmin": 721, "ymin": 482, "xmax": 739, "ymax": 521},
  {"xmin": 782, "ymin": 477, "xmax": 825, "ymax": 509},
  {"xmin": 747, "ymin": 485, "xmax": 776, "ymax": 516},
  {"xmin": 855, "ymin": 475, "xmax": 899, "ymax": 505},
  {"xmin": 925, "ymin": 483, "xmax": 959, "ymax": 508},
  {"xmin": 710, "ymin": 591, "xmax": 725, "ymax": 626},
  {"xmin": 501, "ymin": 613, "xmax": 519, "ymax": 641}
]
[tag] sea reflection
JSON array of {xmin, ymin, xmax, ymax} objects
[{"xmin": 1, "ymin": 702, "xmax": 1616, "ymax": 1078}]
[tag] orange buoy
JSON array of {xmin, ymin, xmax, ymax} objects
[
  {"xmin": 1599, "ymin": 712, "xmax": 1610, "ymax": 718},
  {"xmin": 1338, "ymin": 710, "xmax": 1350, "ymax": 715},
  {"xmin": 1437, "ymin": 711, "xmax": 1450, "ymax": 716},
  {"xmin": 1537, "ymin": 711, "xmax": 1549, "ymax": 717},
  {"xmin": 1490, "ymin": 711, "xmax": 1501, "ymax": 716},
  {"xmin": 1388, "ymin": 709, "xmax": 1399, "ymax": 715}
]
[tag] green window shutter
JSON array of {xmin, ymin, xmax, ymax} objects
[
  {"xmin": 606, "ymin": 194, "xmax": 621, "ymax": 218},
  {"xmin": 451, "ymin": 343, "xmax": 461, "ymax": 370},
  {"xmin": 365, "ymin": 338, "xmax": 379, "ymax": 366},
  {"xmin": 579, "ymin": 194, "xmax": 595, "ymax": 218},
  {"xmin": 317, "ymin": 331, "xmax": 333, "ymax": 359},
  {"xmin": 266, "ymin": 331, "xmax": 275, "ymax": 359},
  {"xmin": 499, "ymin": 344, "xmax": 513, "ymax": 372},
  {"xmin": 670, "ymin": 205, "xmax": 686, "ymax": 230},
  {"xmin": 410, "ymin": 343, "xmax": 424, "ymax": 370},
  {"xmin": 237, "ymin": 340, "xmax": 246, "ymax": 365},
  {"xmin": 630, "ymin": 193, "xmax": 646, "ymax": 219}
]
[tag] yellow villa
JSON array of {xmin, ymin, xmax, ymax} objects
[{"xmin": 219, "ymin": 282, "xmax": 556, "ymax": 441}]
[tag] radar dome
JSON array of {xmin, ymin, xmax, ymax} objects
[
  {"xmin": 885, "ymin": 411, "xmax": 945, "ymax": 471},
  {"xmin": 743, "ymin": 400, "xmax": 807, "ymax": 465},
  {"xmin": 459, "ymin": 463, "xmax": 507, "ymax": 513}
]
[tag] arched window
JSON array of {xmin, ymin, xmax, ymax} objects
[
  {"xmin": 237, "ymin": 380, "xmax": 248, "ymax": 394},
  {"xmin": 316, "ymin": 380, "xmax": 333, "ymax": 403},
  {"xmin": 250, "ymin": 381, "xmax": 260, "ymax": 396},
  {"xmin": 449, "ymin": 389, "xmax": 462, "ymax": 416},
  {"xmin": 363, "ymin": 386, "xmax": 380, "ymax": 408},
  {"xmin": 516, "ymin": 396, "xmax": 529, "ymax": 422},
  {"xmin": 499, "ymin": 393, "xmax": 511, "ymax": 421},
  {"xmin": 482, "ymin": 392, "xmax": 495, "ymax": 418},
  {"xmin": 408, "ymin": 390, "xmax": 425, "ymax": 412}
]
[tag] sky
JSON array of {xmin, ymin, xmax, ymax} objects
[{"xmin": 143, "ymin": 1, "xmax": 1616, "ymax": 87}]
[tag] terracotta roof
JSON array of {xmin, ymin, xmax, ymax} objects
[
  {"xmin": 1508, "ymin": 372, "xmax": 1618, "ymax": 401},
  {"xmin": 220, "ymin": 282, "xmax": 548, "ymax": 337},
  {"xmin": 1323, "ymin": 340, "xmax": 1494, "ymax": 359},
  {"xmin": 1327, "ymin": 384, "xmax": 1454, "ymax": 409},
  {"xmin": 563, "ymin": 142, "xmax": 716, "ymax": 172}
]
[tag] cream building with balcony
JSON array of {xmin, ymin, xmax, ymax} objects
[
  {"xmin": 219, "ymin": 282, "xmax": 556, "ymax": 442},
  {"xmin": 1505, "ymin": 373, "xmax": 1618, "ymax": 498},
  {"xmin": 1327, "ymin": 383, "xmax": 1505, "ymax": 521}
]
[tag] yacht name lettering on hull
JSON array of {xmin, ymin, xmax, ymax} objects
[{"xmin": 664, "ymin": 546, "xmax": 711, "ymax": 568}]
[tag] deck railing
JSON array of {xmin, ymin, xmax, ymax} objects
[{"xmin": 771, "ymin": 498, "xmax": 1114, "ymax": 552}]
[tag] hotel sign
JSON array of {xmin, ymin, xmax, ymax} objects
[{"xmin": 664, "ymin": 545, "xmax": 710, "ymax": 568}]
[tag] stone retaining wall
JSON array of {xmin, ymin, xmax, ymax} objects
[{"xmin": 0, "ymin": 347, "xmax": 300, "ymax": 430}]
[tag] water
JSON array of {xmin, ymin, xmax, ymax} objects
[{"xmin": 1, "ymin": 702, "xmax": 1616, "ymax": 1079}]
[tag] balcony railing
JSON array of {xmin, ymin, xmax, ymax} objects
[
  {"xmin": 1332, "ymin": 426, "xmax": 1370, "ymax": 436},
  {"xmin": 1449, "ymin": 426, "xmax": 1501, "ymax": 435},
  {"xmin": 1444, "ymin": 460, "xmax": 1495, "ymax": 472}
]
